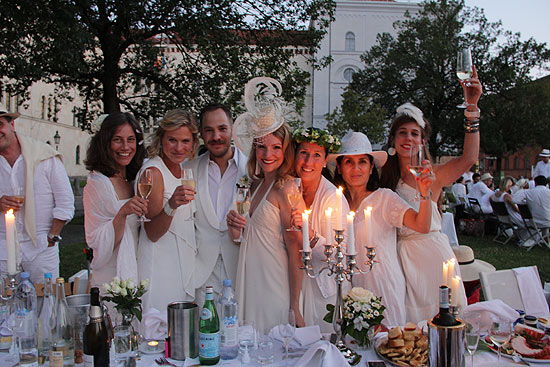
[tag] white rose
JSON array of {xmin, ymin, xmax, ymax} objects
[
  {"xmin": 126, "ymin": 279, "xmax": 135, "ymax": 290},
  {"xmin": 353, "ymin": 302, "xmax": 362, "ymax": 312},
  {"xmin": 120, "ymin": 287, "xmax": 127, "ymax": 297},
  {"xmin": 120, "ymin": 280, "xmax": 127, "ymax": 288},
  {"xmin": 112, "ymin": 276, "xmax": 120, "ymax": 284},
  {"xmin": 111, "ymin": 284, "xmax": 121, "ymax": 294},
  {"xmin": 102, "ymin": 283, "xmax": 111, "ymax": 293},
  {"xmin": 348, "ymin": 287, "xmax": 373, "ymax": 303},
  {"xmin": 140, "ymin": 279, "xmax": 150, "ymax": 289}
]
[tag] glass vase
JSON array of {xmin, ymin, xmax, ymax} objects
[
  {"xmin": 119, "ymin": 309, "xmax": 141, "ymax": 357},
  {"xmin": 355, "ymin": 327, "xmax": 375, "ymax": 350}
]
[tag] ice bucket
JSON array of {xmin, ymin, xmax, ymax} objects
[
  {"xmin": 167, "ymin": 301, "xmax": 199, "ymax": 360},
  {"xmin": 66, "ymin": 294, "xmax": 90, "ymax": 363},
  {"xmin": 428, "ymin": 318, "xmax": 466, "ymax": 367}
]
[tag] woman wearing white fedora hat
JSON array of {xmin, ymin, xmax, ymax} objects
[
  {"xmin": 331, "ymin": 131, "xmax": 435, "ymax": 326},
  {"xmin": 227, "ymin": 77, "xmax": 306, "ymax": 330},
  {"xmin": 379, "ymin": 66, "xmax": 483, "ymax": 322}
]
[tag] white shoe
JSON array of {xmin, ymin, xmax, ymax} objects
[{"xmin": 521, "ymin": 239, "xmax": 535, "ymax": 248}]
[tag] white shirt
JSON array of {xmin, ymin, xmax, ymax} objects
[
  {"xmin": 208, "ymin": 149, "xmax": 240, "ymax": 224},
  {"xmin": 513, "ymin": 185, "xmax": 550, "ymax": 228},
  {"xmin": 534, "ymin": 160, "xmax": 550, "ymax": 178},
  {"xmin": 0, "ymin": 155, "xmax": 74, "ymax": 261},
  {"xmin": 451, "ymin": 183, "xmax": 467, "ymax": 202},
  {"xmin": 468, "ymin": 181, "xmax": 494, "ymax": 214}
]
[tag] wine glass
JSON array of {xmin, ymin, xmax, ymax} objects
[
  {"xmin": 489, "ymin": 318, "xmax": 512, "ymax": 363},
  {"xmin": 279, "ymin": 310, "xmax": 296, "ymax": 365},
  {"xmin": 464, "ymin": 313, "xmax": 482, "ymax": 367},
  {"xmin": 407, "ymin": 144, "xmax": 424, "ymax": 200},
  {"xmin": 286, "ymin": 178, "xmax": 302, "ymax": 232},
  {"xmin": 456, "ymin": 47, "xmax": 473, "ymax": 108},
  {"xmin": 180, "ymin": 165, "xmax": 196, "ymax": 221},
  {"xmin": 235, "ymin": 187, "xmax": 250, "ymax": 243},
  {"xmin": 137, "ymin": 168, "xmax": 153, "ymax": 222}
]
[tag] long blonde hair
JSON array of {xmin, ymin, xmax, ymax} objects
[{"xmin": 147, "ymin": 109, "xmax": 199, "ymax": 158}]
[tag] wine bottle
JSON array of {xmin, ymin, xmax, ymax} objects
[
  {"xmin": 50, "ymin": 278, "xmax": 75, "ymax": 367},
  {"xmin": 199, "ymin": 286, "xmax": 220, "ymax": 365},
  {"xmin": 83, "ymin": 287, "xmax": 110, "ymax": 366},
  {"xmin": 432, "ymin": 286, "xmax": 459, "ymax": 326}
]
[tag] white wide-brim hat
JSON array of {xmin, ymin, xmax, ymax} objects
[
  {"xmin": 540, "ymin": 149, "xmax": 550, "ymax": 157},
  {"xmin": 0, "ymin": 110, "xmax": 20, "ymax": 120},
  {"xmin": 452, "ymin": 245, "xmax": 496, "ymax": 282},
  {"xmin": 328, "ymin": 132, "xmax": 387, "ymax": 168},
  {"xmin": 480, "ymin": 173, "xmax": 493, "ymax": 181}
]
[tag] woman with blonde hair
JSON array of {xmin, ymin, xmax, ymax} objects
[
  {"xmin": 137, "ymin": 109, "xmax": 199, "ymax": 312},
  {"xmin": 226, "ymin": 77, "xmax": 306, "ymax": 331}
]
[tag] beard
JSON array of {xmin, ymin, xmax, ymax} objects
[{"xmin": 207, "ymin": 139, "xmax": 231, "ymax": 158}]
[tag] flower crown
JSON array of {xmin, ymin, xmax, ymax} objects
[{"xmin": 293, "ymin": 127, "xmax": 341, "ymax": 154}]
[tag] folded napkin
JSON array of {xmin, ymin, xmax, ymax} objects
[
  {"xmin": 294, "ymin": 340, "xmax": 350, "ymax": 367},
  {"xmin": 140, "ymin": 307, "xmax": 167, "ymax": 340},
  {"xmin": 463, "ymin": 300, "xmax": 519, "ymax": 332},
  {"xmin": 514, "ymin": 266, "xmax": 550, "ymax": 318},
  {"xmin": 269, "ymin": 325, "xmax": 321, "ymax": 349},
  {"xmin": 0, "ymin": 318, "xmax": 12, "ymax": 337}
]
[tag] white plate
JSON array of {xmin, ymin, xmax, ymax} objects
[
  {"xmin": 484, "ymin": 339, "xmax": 550, "ymax": 363},
  {"xmin": 139, "ymin": 340, "xmax": 165, "ymax": 355},
  {"xmin": 374, "ymin": 336, "xmax": 428, "ymax": 367}
]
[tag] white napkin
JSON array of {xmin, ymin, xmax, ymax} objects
[
  {"xmin": 462, "ymin": 300, "xmax": 519, "ymax": 332},
  {"xmin": 514, "ymin": 266, "xmax": 550, "ymax": 318},
  {"xmin": 0, "ymin": 318, "xmax": 12, "ymax": 337},
  {"xmin": 140, "ymin": 307, "xmax": 167, "ymax": 340},
  {"xmin": 269, "ymin": 325, "xmax": 321, "ymax": 349},
  {"xmin": 294, "ymin": 340, "xmax": 350, "ymax": 367}
]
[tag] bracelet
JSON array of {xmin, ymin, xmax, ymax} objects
[
  {"xmin": 464, "ymin": 108, "xmax": 480, "ymax": 120},
  {"xmin": 163, "ymin": 201, "xmax": 175, "ymax": 217},
  {"xmin": 420, "ymin": 190, "xmax": 433, "ymax": 201},
  {"xmin": 464, "ymin": 119, "xmax": 480, "ymax": 133}
]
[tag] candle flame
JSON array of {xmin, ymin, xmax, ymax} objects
[
  {"xmin": 448, "ymin": 258, "xmax": 456, "ymax": 265},
  {"xmin": 454, "ymin": 275, "xmax": 461, "ymax": 281},
  {"xmin": 304, "ymin": 209, "xmax": 312, "ymax": 215},
  {"xmin": 349, "ymin": 211, "xmax": 355, "ymax": 217},
  {"xmin": 365, "ymin": 206, "xmax": 373, "ymax": 215},
  {"xmin": 6, "ymin": 209, "xmax": 13, "ymax": 215},
  {"xmin": 337, "ymin": 186, "xmax": 343, "ymax": 193},
  {"xmin": 326, "ymin": 207, "xmax": 332, "ymax": 215}
]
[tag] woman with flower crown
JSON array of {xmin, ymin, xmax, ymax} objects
[
  {"xmin": 288, "ymin": 127, "xmax": 350, "ymax": 332},
  {"xmin": 226, "ymin": 77, "xmax": 306, "ymax": 331},
  {"xmin": 380, "ymin": 68, "xmax": 482, "ymax": 322},
  {"xmin": 83, "ymin": 112, "xmax": 148, "ymax": 291}
]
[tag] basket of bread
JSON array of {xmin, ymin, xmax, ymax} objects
[{"xmin": 375, "ymin": 322, "xmax": 428, "ymax": 367}]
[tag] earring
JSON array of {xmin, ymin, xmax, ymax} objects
[{"xmin": 388, "ymin": 146, "xmax": 396, "ymax": 156}]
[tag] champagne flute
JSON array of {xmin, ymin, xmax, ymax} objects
[
  {"xmin": 137, "ymin": 168, "xmax": 153, "ymax": 222},
  {"xmin": 180, "ymin": 165, "xmax": 195, "ymax": 221},
  {"xmin": 407, "ymin": 144, "xmax": 424, "ymax": 201},
  {"xmin": 14, "ymin": 186, "xmax": 25, "ymax": 206},
  {"xmin": 235, "ymin": 187, "xmax": 250, "ymax": 243},
  {"xmin": 279, "ymin": 310, "xmax": 296, "ymax": 365},
  {"xmin": 464, "ymin": 313, "xmax": 481, "ymax": 367},
  {"xmin": 489, "ymin": 318, "xmax": 512, "ymax": 363},
  {"xmin": 457, "ymin": 47, "xmax": 473, "ymax": 108},
  {"xmin": 286, "ymin": 178, "xmax": 302, "ymax": 232}
]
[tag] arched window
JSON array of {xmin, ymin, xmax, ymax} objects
[
  {"xmin": 76, "ymin": 145, "xmax": 80, "ymax": 165},
  {"xmin": 344, "ymin": 68, "xmax": 355, "ymax": 83},
  {"xmin": 345, "ymin": 32, "xmax": 355, "ymax": 51}
]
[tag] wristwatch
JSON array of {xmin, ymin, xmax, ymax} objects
[{"xmin": 47, "ymin": 233, "xmax": 62, "ymax": 247}]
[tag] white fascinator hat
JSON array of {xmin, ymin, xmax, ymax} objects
[{"xmin": 233, "ymin": 77, "xmax": 288, "ymax": 155}]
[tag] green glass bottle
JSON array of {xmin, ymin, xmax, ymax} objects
[{"xmin": 199, "ymin": 286, "xmax": 220, "ymax": 365}]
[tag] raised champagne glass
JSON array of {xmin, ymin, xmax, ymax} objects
[
  {"xmin": 407, "ymin": 144, "xmax": 424, "ymax": 201},
  {"xmin": 235, "ymin": 187, "xmax": 250, "ymax": 243},
  {"xmin": 180, "ymin": 165, "xmax": 195, "ymax": 221},
  {"xmin": 457, "ymin": 47, "xmax": 473, "ymax": 109},
  {"xmin": 286, "ymin": 178, "xmax": 302, "ymax": 232},
  {"xmin": 137, "ymin": 168, "xmax": 153, "ymax": 222}
]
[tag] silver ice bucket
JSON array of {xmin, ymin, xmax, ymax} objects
[
  {"xmin": 66, "ymin": 294, "xmax": 90, "ymax": 363},
  {"xmin": 167, "ymin": 301, "xmax": 199, "ymax": 360},
  {"xmin": 428, "ymin": 318, "xmax": 466, "ymax": 367}
]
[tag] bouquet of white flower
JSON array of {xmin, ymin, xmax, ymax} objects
[
  {"xmin": 324, "ymin": 287, "xmax": 386, "ymax": 347},
  {"xmin": 102, "ymin": 277, "xmax": 149, "ymax": 322}
]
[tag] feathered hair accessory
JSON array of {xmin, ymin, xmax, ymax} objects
[
  {"xmin": 395, "ymin": 102, "xmax": 425, "ymax": 129},
  {"xmin": 233, "ymin": 77, "xmax": 289, "ymax": 155}
]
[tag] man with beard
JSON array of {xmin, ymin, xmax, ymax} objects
[{"xmin": 185, "ymin": 104, "xmax": 247, "ymax": 305}]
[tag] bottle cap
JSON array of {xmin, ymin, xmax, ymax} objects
[
  {"xmin": 56, "ymin": 277, "xmax": 65, "ymax": 284},
  {"xmin": 205, "ymin": 286, "xmax": 213, "ymax": 293},
  {"xmin": 21, "ymin": 272, "xmax": 30, "ymax": 279},
  {"xmin": 223, "ymin": 279, "xmax": 231, "ymax": 287},
  {"xmin": 44, "ymin": 272, "xmax": 52, "ymax": 279}
]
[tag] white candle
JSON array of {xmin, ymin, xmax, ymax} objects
[
  {"xmin": 442, "ymin": 261, "xmax": 448, "ymax": 287},
  {"xmin": 347, "ymin": 211, "xmax": 356, "ymax": 254},
  {"xmin": 447, "ymin": 258, "xmax": 456, "ymax": 287},
  {"xmin": 336, "ymin": 187, "xmax": 343, "ymax": 230},
  {"xmin": 5, "ymin": 209, "xmax": 16, "ymax": 275},
  {"xmin": 325, "ymin": 207, "xmax": 332, "ymax": 244},
  {"xmin": 302, "ymin": 210, "xmax": 311, "ymax": 252},
  {"xmin": 364, "ymin": 207, "xmax": 373, "ymax": 248},
  {"xmin": 451, "ymin": 275, "xmax": 461, "ymax": 307}
]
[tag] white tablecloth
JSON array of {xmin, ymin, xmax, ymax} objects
[{"xmin": 442, "ymin": 211, "xmax": 459, "ymax": 247}]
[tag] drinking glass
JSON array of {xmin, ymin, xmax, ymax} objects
[
  {"xmin": 256, "ymin": 329, "xmax": 274, "ymax": 365},
  {"xmin": 14, "ymin": 186, "xmax": 25, "ymax": 207},
  {"xmin": 238, "ymin": 320, "xmax": 256, "ymax": 364},
  {"xmin": 457, "ymin": 47, "xmax": 473, "ymax": 108},
  {"xmin": 489, "ymin": 318, "xmax": 512, "ymax": 363},
  {"xmin": 286, "ymin": 178, "xmax": 302, "ymax": 232},
  {"xmin": 464, "ymin": 313, "xmax": 481, "ymax": 367},
  {"xmin": 279, "ymin": 310, "xmax": 296, "ymax": 365},
  {"xmin": 137, "ymin": 168, "xmax": 153, "ymax": 222},
  {"xmin": 180, "ymin": 167, "xmax": 196, "ymax": 191},
  {"xmin": 114, "ymin": 325, "xmax": 131, "ymax": 363},
  {"xmin": 235, "ymin": 187, "xmax": 250, "ymax": 243},
  {"xmin": 407, "ymin": 144, "xmax": 424, "ymax": 200}
]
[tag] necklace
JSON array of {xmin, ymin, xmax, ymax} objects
[{"xmin": 113, "ymin": 173, "xmax": 128, "ymax": 182}]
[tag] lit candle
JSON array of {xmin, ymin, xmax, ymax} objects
[
  {"xmin": 336, "ymin": 187, "xmax": 343, "ymax": 230},
  {"xmin": 364, "ymin": 206, "xmax": 373, "ymax": 248},
  {"xmin": 5, "ymin": 209, "xmax": 16, "ymax": 275},
  {"xmin": 148, "ymin": 340, "xmax": 159, "ymax": 347},
  {"xmin": 447, "ymin": 258, "xmax": 456, "ymax": 287},
  {"xmin": 325, "ymin": 207, "xmax": 332, "ymax": 243},
  {"xmin": 451, "ymin": 275, "xmax": 461, "ymax": 307},
  {"xmin": 442, "ymin": 261, "xmax": 448, "ymax": 287},
  {"xmin": 347, "ymin": 211, "xmax": 356, "ymax": 254},
  {"xmin": 302, "ymin": 210, "xmax": 311, "ymax": 252}
]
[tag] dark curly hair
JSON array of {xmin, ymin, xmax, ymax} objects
[{"xmin": 85, "ymin": 112, "xmax": 145, "ymax": 181}]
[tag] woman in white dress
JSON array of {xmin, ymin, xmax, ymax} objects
[
  {"xmin": 380, "ymin": 67, "xmax": 483, "ymax": 322},
  {"xmin": 137, "ymin": 110, "xmax": 199, "ymax": 312},
  {"xmin": 332, "ymin": 132, "xmax": 435, "ymax": 327},
  {"xmin": 289, "ymin": 127, "xmax": 349, "ymax": 332},
  {"xmin": 227, "ymin": 77, "xmax": 305, "ymax": 332},
  {"xmin": 83, "ymin": 112, "xmax": 148, "ymax": 290}
]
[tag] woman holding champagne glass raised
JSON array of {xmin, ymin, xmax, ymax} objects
[{"xmin": 137, "ymin": 109, "xmax": 199, "ymax": 312}]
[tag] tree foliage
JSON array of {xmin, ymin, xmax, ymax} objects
[
  {"xmin": 348, "ymin": 0, "xmax": 550, "ymax": 158},
  {"xmin": 0, "ymin": 0, "xmax": 334, "ymax": 129}
]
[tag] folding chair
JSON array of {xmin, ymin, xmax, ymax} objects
[
  {"xmin": 479, "ymin": 269, "xmax": 525, "ymax": 310},
  {"xmin": 489, "ymin": 200, "xmax": 516, "ymax": 245},
  {"xmin": 517, "ymin": 204, "xmax": 550, "ymax": 250},
  {"xmin": 467, "ymin": 198, "xmax": 485, "ymax": 219}
]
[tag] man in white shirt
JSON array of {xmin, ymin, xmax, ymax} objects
[
  {"xmin": 534, "ymin": 149, "xmax": 550, "ymax": 179},
  {"xmin": 0, "ymin": 111, "xmax": 74, "ymax": 283},
  {"xmin": 513, "ymin": 175, "xmax": 550, "ymax": 229},
  {"xmin": 185, "ymin": 104, "xmax": 247, "ymax": 306},
  {"xmin": 468, "ymin": 172, "xmax": 494, "ymax": 214}
]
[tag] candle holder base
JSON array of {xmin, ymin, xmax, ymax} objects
[{"xmin": 331, "ymin": 338, "xmax": 361, "ymax": 366}]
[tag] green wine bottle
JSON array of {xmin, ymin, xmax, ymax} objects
[{"xmin": 199, "ymin": 286, "xmax": 220, "ymax": 365}]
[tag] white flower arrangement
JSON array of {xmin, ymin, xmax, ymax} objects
[
  {"xmin": 293, "ymin": 127, "xmax": 341, "ymax": 153},
  {"xmin": 236, "ymin": 174, "xmax": 251, "ymax": 189},
  {"xmin": 102, "ymin": 277, "xmax": 149, "ymax": 322}
]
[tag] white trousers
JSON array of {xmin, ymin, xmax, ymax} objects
[
  {"xmin": 194, "ymin": 254, "xmax": 228, "ymax": 309},
  {"xmin": 0, "ymin": 244, "xmax": 59, "ymax": 284}
]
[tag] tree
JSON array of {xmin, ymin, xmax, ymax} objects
[
  {"xmin": 0, "ymin": 0, "xmax": 334, "ymax": 129},
  {"xmin": 348, "ymin": 0, "xmax": 550, "ymax": 158}
]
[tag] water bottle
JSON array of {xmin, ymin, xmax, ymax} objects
[
  {"xmin": 15, "ymin": 272, "xmax": 38, "ymax": 366},
  {"xmin": 218, "ymin": 279, "xmax": 238, "ymax": 360},
  {"xmin": 199, "ymin": 286, "xmax": 220, "ymax": 365},
  {"xmin": 38, "ymin": 273, "xmax": 55, "ymax": 362}
]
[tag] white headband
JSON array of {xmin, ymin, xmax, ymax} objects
[{"xmin": 396, "ymin": 102, "xmax": 425, "ymax": 129}]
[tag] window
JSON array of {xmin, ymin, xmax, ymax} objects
[
  {"xmin": 345, "ymin": 32, "xmax": 355, "ymax": 51},
  {"xmin": 47, "ymin": 97, "xmax": 52, "ymax": 120},
  {"xmin": 75, "ymin": 145, "xmax": 80, "ymax": 165},
  {"xmin": 41, "ymin": 96, "xmax": 46, "ymax": 119},
  {"xmin": 5, "ymin": 92, "xmax": 10, "ymax": 111},
  {"xmin": 525, "ymin": 156, "xmax": 530, "ymax": 170},
  {"xmin": 344, "ymin": 68, "xmax": 355, "ymax": 83},
  {"xmin": 504, "ymin": 157, "xmax": 509, "ymax": 170},
  {"xmin": 514, "ymin": 157, "xmax": 520, "ymax": 169}
]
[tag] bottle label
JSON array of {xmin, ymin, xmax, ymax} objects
[
  {"xmin": 83, "ymin": 354, "xmax": 94, "ymax": 367},
  {"xmin": 50, "ymin": 351, "xmax": 64, "ymax": 367},
  {"xmin": 201, "ymin": 308, "xmax": 213, "ymax": 320},
  {"xmin": 221, "ymin": 317, "xmax": 238, "ymax": 347},
  {"xmin": 199, "ymin": 332, "xmax": 220, "ymax": 359}
]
